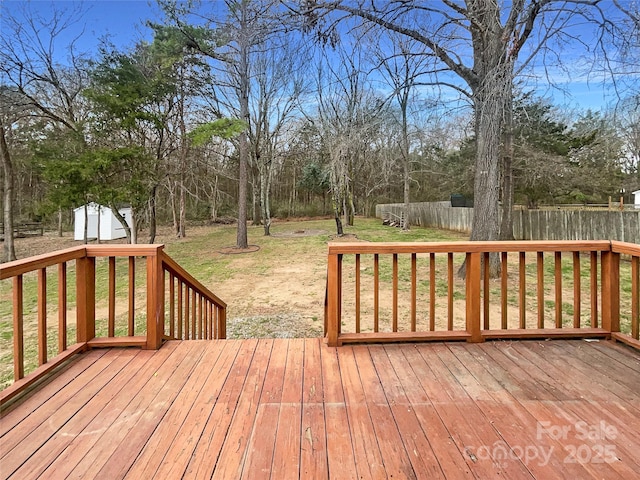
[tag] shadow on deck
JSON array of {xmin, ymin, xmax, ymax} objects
[{"xmin": 1, "ymin": 338, "xmax": 639, "ymax": 479}]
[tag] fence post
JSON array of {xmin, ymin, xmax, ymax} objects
[
  {"xmin": 76, "ymin": 252, "xmax": 96, "ymax": 343},
  {"xmin": 601, "ymin": 247, "xmax": 620, "ymax": 334},
  {"xmin": 326, "ymin": 250, "xmax": 342, "ymax": 347},
  {"xmin": 146, "ymin": 246, "xmax": 165, "ymax": 349},
  {"xmin": 465, "ymin": 251, "xmax": 483, "ymax": 342}
]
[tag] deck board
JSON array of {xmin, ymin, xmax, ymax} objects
[{"xmin": 1, "ymin": 339, "xmax": 640, "ymax": 479}]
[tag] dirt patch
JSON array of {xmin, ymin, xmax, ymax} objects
[
  {"xmin": 327, "ymin": 233, "xmax": 364, "ymax": 241},
  {"xmin": 270, "ymin": 229, "xmax": 328, "ymax": 238},
  {"xmin": 228, "ymin": 313, "xmax": 323, "ymax": 338},
  {"xmin": 218, "ymin": 245, "xmax": 260, "ymax": 254}
]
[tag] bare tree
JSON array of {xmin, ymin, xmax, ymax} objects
[
  {"xmin": 298, "ymin": 0, "xmax": 616, "ymax": 274},
  {"xmin": 315, "ymin": 45, "xmax": 385, "ymax": 233},
  {"xmin": 0, "ymin": 2, "xmax": 88, "ymax": 133},
  {"xmin": 0, "ymin": 116, "xmax": 16, "ymax": 262},
  {"xmin": 0, "ymin": 1, "xmax": 89, "ymax": 253},
  {"xmin": 159, "ymin": 0, "xmax": 287, "ymax": 248},
  {"xmin": 371, "ymin": 33, "xmax": 433, "ymax": 230},
  {"xmin": 248, "ymin": 35, "xmax": 310, "ymax": 235},
  {"xmin": 616, "ymin": 96, "xmax": 640, "ymax": 194}
]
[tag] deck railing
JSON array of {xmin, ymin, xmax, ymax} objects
[
  {"xmin": 0, "ymin": 244, "xmax": 226, "ymax": 405},
  {"xmin": 611, "ymin": 241, "xmax": 640, "ymax": 348},
  {"xmin": 325, "ymin": 240, "xmax": 640, "ymax": 349}
]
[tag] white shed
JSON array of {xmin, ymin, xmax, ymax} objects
[
  {"xmin": 633, "ymin": 190, "xmax": 640, "ymax": 209},
  {"xmin": 73, "ymin": 203, "xmax": 132, "ymax": 241}
]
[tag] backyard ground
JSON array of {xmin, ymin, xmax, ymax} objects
[
  {"xmin": 2, "ymin": 217, "xmax": 636, "ymax": 390},
  {"xmin": 0, "ymin": 217, "xmax": 466, "ymax": 358}
]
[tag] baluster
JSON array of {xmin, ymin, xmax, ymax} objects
[
  {"xmin": 169, "ymin": 273, "xmax": 175, "ymax": 338},
  {"xmin": 108, "ymin": 257, "xmax": 116, "ymax": 337},
  {"xmin": 374, "ymin": 254, "xmax": 379, "ymax": 333},
  {"xmin": 411, "ymin": 253, "xmax": 417, "ymax": 332},
  {"xmin": 191, "ymin": 288, "xmax": 197, "ymax": 339},
  {"xmin": 537, "ymin": 252, "xmax": 544, "ymax": 329},
  {"xmin": 483, "ymin": 252, "xmax": 489, "ymax": 330},
  {"xmin": 632, "ymin": 256, "xmax": 639, "ymax": 340},
  {"xmin": 429, "ymin": 253, "xmax": 435, "ymax": 331},
  {"xmin": 355, "ymin": 254, "xmax": 360, "ymax": 333},
  {"xmin": 185, "ymin": 285, "xmax": 190, "ymax": 339},
  {"xmin": 555, "ymin": 252, "xmax": 563, "ymax": 328},
  {"xmin": 38, "ymin": 268, "xmax": 47, "ymax": 365},
  {"xmin": 198, "ymin": 294, "xmax": 204, "ymax": 339},
  {"xmin": 393, "ymin": 253, "xmax": 398, "ymax": 332},
  {"xmin": 519, "ymin": 252, "xmax": 526, "ymax": 329},
  {"xmin": 14, "ymin": 275, "xmax": 24, "ymax": 380},
  {"xmin": 501, "ymin": 252, "xmax": 508, "ymax": 330},
  {"xmin": 128, "ymin": 256, "xmax": 135, "ymax": 336},
  {"xmin": 58, "ymin": 262, "xmax": 67, "ymax": 352},
  {"xmin": 590, "ymin": 252, "xmax": 598, "ymax": 328},
  {"xmin": 447, "ymin": 252, "xmax": 453, "ymax": 331},
  {"xmin": 177, "ymin": 280, "xmax": 183, "ymax": 339},
  {"xmin": 573, "ymin": 252, "xmax": 581, "ymax": 328}
]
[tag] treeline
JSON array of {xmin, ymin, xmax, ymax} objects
[{"xmin": 1, "ymin": 1, "xmax": 639, "ymax": 261}]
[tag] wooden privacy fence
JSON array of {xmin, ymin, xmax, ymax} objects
[
  {"xmin": 376, "ymin": 202, "xmax": 640, "ymax": 243},
  {"xmin": 0, "ymin": 244, "xmax": 226, "ymax": 405},
  {"xmin": 325, "ymin": 240, "xmax": 640, "ymax": 349}
]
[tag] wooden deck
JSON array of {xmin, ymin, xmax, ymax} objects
[{"xmin": 1, "ymin": 338, "xmax": 640, "ymax": 479}]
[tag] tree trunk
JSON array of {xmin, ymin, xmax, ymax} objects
[
  {"xmin": 169, "ymin": 180, "xmax": 179, "ymax": 236},
  {"xmin": 178, "ymin": 181, "xmax": 186, "ymax": 238},
  {"xmin": 110, "ymin": 204, "xmax": 133, "ymax": 244},
  {"xmin": 96, "ymin": 205, "xmax": 101, "ymax": 244},
  {"xmin": 252, "ymin": 176, "xmax": 262, "ymax": 226},
  {"xmin": 57, "ymin": 207, "xmax": 63, "ymax": 237},
  {"xmin": 83, "ymin": 204, "xmax": 89, "ymax": 245},
  {"xmin": 342, "ymin": 196, "xmax": 348, "ymax": 227},
  {"xmin": 402, "ymin": 158, "xmax": 410, "ymax": 230},
  {"xmin": 260, "ymin": 160, "xmax": 272, "ymax": 236},
  {"xmin": 348, "ymin": 189, "xmax": 355, "ymax": 226},
  {"xmin": 0, "ymin": 123, "xmax": 17, "ymax": 262},
  {"xmin": 499, "ymin": 83, "xmax": 515, "ymax": 240},
  {"xmin": 210, "ymin": 175, "xmax": 219, "ymax": 223},
  {"xmin": 237, "ymin": 127, "xmax": 249, "ymax": 249},
  {"xmin": 131, "ymin": 210, "xmax": 138, "ymax": 245},
  {"xmin": 236, "ymin": 5, "xmax": 250, "ymax": 250},
  {"xmin": 401, "ymin": 96, "xmax": 411, "ymax": 230},
  {"xmin": 148, "ymin": 185, "xmax": 158, "ymax": 243},
  {"xmin": 465, "ymin": 71, "xmax": 509, "ymax": 277},
  {"xmin": 333, "ymin": 196, "xmax": 344, "ymax": 236}
]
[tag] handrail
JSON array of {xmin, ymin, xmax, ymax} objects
[
  {"xmin": 161, "ymin": 252, "xmax": 227, "ymax": 341},
  {"xmin": 0, "ymin": 246, "xmax": 86, "ymax": 279},
  {"xmin": 328, "ymin": 240, "xmax": 613, "ymax": 255},
  {"xmin": 0, "ymin": 244, "xmax": 226, "ymax": 405},
  {"xmin": 325, "ymin": 240, "xmax": 639, "ymax": 349}
]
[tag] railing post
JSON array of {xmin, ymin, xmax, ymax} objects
[
  {"xmin": 326, "ymin": 251, "xmax": 342, "ymax": 347},
  {"xmin": 601, "ymin": 247, "xmax": 620, "ymax": 334},
  {"xmin": 465, "ymin": 251, "xmax": 483, "ymax": 342},
  {"xmin": 76, "ymin": 253, "xmax": 96, "ymax": 343},
  {"xmin": 146, "ymin": 246, "xmax": 165, "ymax": 349},
  {"xmin": 218, "ymin": 307, "xmax": 226, "ymax": 339}
]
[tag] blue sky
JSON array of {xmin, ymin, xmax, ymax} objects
[
  {"xmin": 12, "ymin": 0, "xmax": 163, "ymax": 51},
  {"xmin": 82, "ymin": 0, "xmax": 161, "ymax": 46},
  {"xmin": 1, "ymin": 0, "xmax": 628, "ymax": 112}
]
